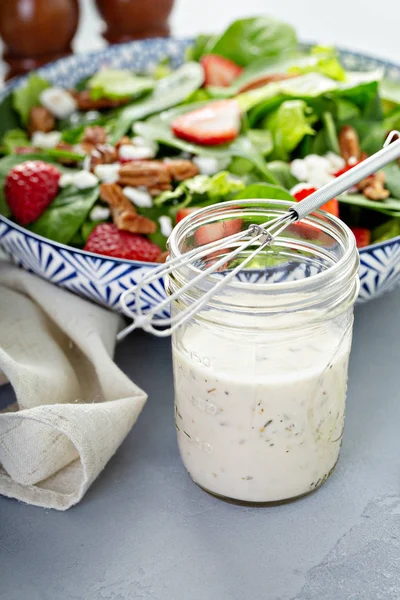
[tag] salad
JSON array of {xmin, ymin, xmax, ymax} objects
[{"xmin": 1, "ymin": 15, "xmax": 400, "ymax": 262}]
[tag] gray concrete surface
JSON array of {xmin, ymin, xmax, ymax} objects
[{"xmin": 0, "ymin": 288, "xmax": 399, "ymax": 600}]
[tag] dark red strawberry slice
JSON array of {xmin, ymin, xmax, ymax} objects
[
  {"xmin": 200, "ymin": 54, "xmax": 243, "ymax": 87},
  {"xmin": 171, "ymin": 100, "xmax": 241, "ymax": 146},
  {"xmin": 350, "ymin": 227, "xmax": 371, "ymax": 248},
  {"xmin": 293, "ymin": 186, "xmax": 340, "ymax": 218}
]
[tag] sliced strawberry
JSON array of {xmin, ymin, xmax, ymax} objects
[
  {"xmin": 238, "ymin": 72, "xmax": 298, "ymax": 93},
  {"xmin": 84, "ymin": 223, "xmax": 161, "ymax": 262},
  {"xmin": 200, "ymin": 54, "xmax": 243, "ymax": 88},
  {"xmin": 176, "ymin": 207, "xmax": 200, "ymax": 223},
  {"xmin": 350, "ymin": 227, "xmax": 371, "ymax": 249},
  {"xmin": 171, "ymin": 100, "xmax": 241, "ymax": 146},
  {"xmin": 333, "ymin": 159, "xmax": 364, "ymax": 177},
  {"xmin": 194, "ymin": 218, "xmax": 243, "ymax": 247},
  {"xmin": 293, "ymin": 186, "xmax": 340, "ymax": 218}
]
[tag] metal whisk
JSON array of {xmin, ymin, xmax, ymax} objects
[{"xmin": 118, "ymin": 131, "xmax": 400, "ymax": 339}]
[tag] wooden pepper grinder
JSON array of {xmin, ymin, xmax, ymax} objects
[
  {"xmin": 0, "ymin": 0, "xmax": 79, "ymax": 80},
  {"xmin": 95, "ymin": 0, "xmax": 175, "ymax": 43}
]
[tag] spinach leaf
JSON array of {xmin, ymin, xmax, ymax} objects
[
  {"xmin": 2, "ymin": 129, "xmax": 30, "ymax": 153},
  {"xmin": 267, "ymin": 160, "xmax": 299, "ymax": 189},
  {"xmin": 109, "ymin": 62, "xmax": 204, "ymax": 144},
  {"xmin": 383, "ymin": 163, "xmax": 400, "ymax": 199},
  {"xmin": 247, "ymin": 129, "xmax": 273, "ymax": 156},
  {"xmin": 234, "ymin": 182, "xmax": 294, "ymax": 201},
  {"xmin": 186, "ymin": 34, "xmax": 215, "ymax": 62},
  {"xmin": 12, "ymin": 74, "xmax": 50, "ymax": 124},
  {"xmin": 372, "ymin": 218, "xmax": 400, "ymax": 242},
  {"xmin": 29, "ymin": 185, "xmax": 99, "ymax": 244},
  {"xmin": 0, "ymin": 94, "xmax": 22, "ymax": 143},
  {"xmin": 337, "ymin": 193, "xmax": 400, "ymax": 217},
  {"xmin": 203, "ymin": 16, "xmax": 297, "ymax": 67}
]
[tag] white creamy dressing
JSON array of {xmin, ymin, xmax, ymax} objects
[{"xmin": 173, "ymin": 318, "xmax": 352, "ymax": 503}]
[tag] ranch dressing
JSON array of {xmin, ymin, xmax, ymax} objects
[{"xmin": 173, "ymin": 320, "xmax": 352, "ymax": 503}]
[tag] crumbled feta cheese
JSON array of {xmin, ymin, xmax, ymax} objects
[
  {"xmin": 119, "ymin": 144, "xmax": 155, "ymax": 161},
  {"xmin": 193, "ymin": 156, "xmax": 230, "ymax": 175},
  {"xmin": 348, "ymin": 156, "xmax": 358, "ymax": 166},
  {"xmin": 72, "ymin": 171, "xmax": 98, "ymax": 189},
  {"xmin": 326, "ymin": 152, "xmax": 345, "ymax": 172},
  {"xmin": 31, "ymin": 131, "xmax": 62, "ymax": 149},
  {"xmin": 303, "ymin": 154, "xmax": 331, "ymax": 171},
  {"xmin": 89, "ymin": 206, "xmax": 111, "ymax": 221},
  {"xmin": 94, "ymin": 163, "xmax": 120, "ymax": 183},
  {"xmin": 290, "ymin": 182, "xmax": 311, "ymax": 196},
  {"xmin": 122, "ymin": 186, "xmax": 153, "ymax": 208},
  {"xmin": 132, "ymin": 136, "xmax": 158, "ymax": 154},
  {"xmin": 307, "ymin": 170, "xmax": 334, "ymax": 188},
  {"xmin": 83, "ymin": 155, "xmax": 92, "ymax": 172},
  {"xmin": 59, "ymin": 173, "xmax": 74, "ymax": 187},
  {"xmin": 73, "ymin": 143, "xmax": 86, "ymax": 155},
  {"xmin": 40, "ymin": 87, "xmax": 77, "ymax": 119},
  {"xmin": 159, "ymin": 215, "xmax": 173, "ymax": 237},
  {"xmin": 290, "ymin": 158, "xmax": 308, "ymax": 181}
]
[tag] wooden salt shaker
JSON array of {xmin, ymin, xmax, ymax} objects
[
  {"xmin": 0, "ymin": 0, "xmax": 79, "ymax": 79},
  {"xmin": 95, "ymin": 0, "xmax": 175, "ymax": 43}
]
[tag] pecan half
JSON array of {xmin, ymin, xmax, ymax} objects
[
  {"xmin": 357, "ymin": 170, "xmax": 389, "ymax": 200},
  {"xmin": 71, "ymin": 90, "xmax": 131, "ymax": 111},
  {"xmin": 115, "ymin": 136, "xmax": 133, "ymax": 150},
  {"xmin": 118, "ymin": 160, "xmax": 172, "ymax": 194},
  {"xmin": 89, "ymin": 144, "xmax": 118, "ymax": 170},
  {"xmin": 156, "ymin": 250, "xmax": 169, "ymax": 263},
  {"xmin": 54, "ymin": 141, "xmax": 79, "ymax": 165},
  {"xmin": 238, "ymin": 72, "xmax": 298, "ymax": 93},
  {"xmin": 100, "ymin": 183, "xmax": 157, "ymax": 234},
  {"xmin": 339, "ymin": 125, "xmax": 361, "ymax": 162},
  {"xmin": 164, "ymin": 159, "xmax": 200, "ymax": 182},
  {"xmin": 28, "ymin": 106, "xmax": 55, "ymax": 134},
  {"xmin": 82, "ymin": 125, "xmax": 107, "ymax": 146}
]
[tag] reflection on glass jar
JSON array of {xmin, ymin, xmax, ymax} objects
[{"xmin": 167, "ymin": 200, "xmax": 360, "ymax": 504}]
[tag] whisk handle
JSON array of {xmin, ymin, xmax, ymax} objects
[{"xmin": 290, "ymin": 133, "xmax": 400, "ymax": 221}]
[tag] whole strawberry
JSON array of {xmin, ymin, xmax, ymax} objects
[
  {"xmin": 84, "ymin": 223, "xmax": 161, "ymax": 262},
  {"xmin": 5, "ymin": 160, "xmax": 61, "ymax": 225}
]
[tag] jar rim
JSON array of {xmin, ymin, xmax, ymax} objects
[{"xmin": 168, "ymin": 199, "xmax": 358, "ymax": 295}]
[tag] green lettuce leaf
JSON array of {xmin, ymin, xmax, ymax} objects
[
  {"xmin": 12, "ymin": 74, "xmax": 50, "ymax": 124},
  {"xmin": 263, "ymin": 99, "xmax": 315, "ymax": 160},
  {"xmin": 155, "ymin": 171, "xmax": 245, "ymax": 214},
  {"xmin": 88, "ymin": 69, "xmax": 154, "ymax": 100},
  {"xmin": 288, "ymin": 46, "xmax": 346, "ymax": 82}
]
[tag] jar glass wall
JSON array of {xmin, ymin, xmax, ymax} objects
[{"xmin": 167, "ymin": 200, "xmax": 360, "ymax": 504}]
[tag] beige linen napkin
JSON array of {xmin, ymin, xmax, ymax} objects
[{"xmin": 0, "ymin": 262, "xmax": 147, "ymax": 510}]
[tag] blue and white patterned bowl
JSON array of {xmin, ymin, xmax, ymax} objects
[{"xmin": 0, "ymin": 38, "xmax": 399, "ymax": 311}]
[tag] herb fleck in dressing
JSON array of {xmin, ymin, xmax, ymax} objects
[{"xmin": 173, "ymin": 324, "xmax": 351, "ymax": 503}]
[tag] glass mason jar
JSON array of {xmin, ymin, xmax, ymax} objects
[{"xmin": 166, "ymin": 200, "xmax": 360, "ymax": 504}]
